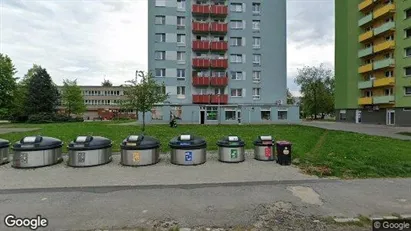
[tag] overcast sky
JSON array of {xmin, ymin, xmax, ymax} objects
[{"xmin": 1, "ymin": 0, "xmax": 334, "ymax": 96}]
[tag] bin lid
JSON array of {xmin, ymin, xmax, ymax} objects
[
  {"xmin": 12, "ymin": 136, "xmax": 63, "ymax": 151},
  {"xmin": 120, "ymin": 135, "xmax": 160, "ymax": 150},
  {"xmin": 253, "ymin": 135, "xmax": 275, "ymax": 146},
  {"xmin": 169, "ymin": 134, "xmax": 207, "ymax": 149},
  {"xmin": 216, "ymin": 136, "xmax": 245, "ymax": 147},
  {"xmin": 0, "ymin": 138, "xmax": 10, "ymax": 148},
  {"xmin": 276, "ymin": 140, "xmax": 292, "ymax": 145},
  {"xmin": 68, "ymin": 136, "xmax": 112, "ymax": 150}
]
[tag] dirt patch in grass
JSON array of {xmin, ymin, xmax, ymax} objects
[{"xmin": 398, "ymin": 132, "xmax": 411, "ymax": 137}]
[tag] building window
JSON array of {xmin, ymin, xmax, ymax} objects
[
  {"xmin": 230, "ymin": 71, "xmax": 243, "ymax": 80},
  {"xmin": 177, "ymin": 69, "xmax": 185, "ymax": 79},
  {"xmin": 214, "ymin": 88, "xmax": 224, "ymax": 95},
  {"xmin": 384, "ymin": 88, "xmax": 393, "ymax": 96},
  {"xmin": 253, "ymin": 54, "xmax": 261, "ymax": 65},
  {"xmin": 252, "ymin": 88, "xmax": 260, "ymax": 100},
  {"xmin": 230, "ymin": 89, "xmax": 243, "ymax": 97},
  {"xmin": 230, "ymin": 37, "xmax": 243, "ymax": 46},
  {"xmin": 405, "ymin": 47, "xmax": 411, "ymax": 57},
  {"xmin": 177, "ymin": 16, "xmax": 185, "ymax": 28},
  {"xmin": 253, "ymin": 71, "xmax": 261, "ymax": 82},
  {"xmin": 206, "ymin": 107, "xmax": 218, "ymax": 120},
  {"xmin": 155, "ymin": 33, "xmax": 165, "ymax": 43},
  {"xmin": 177, "ymin": 51, "xmax": 185, "ymax": 63},
  {"xmin": 252, "ymin": 20, "xmax": 261, "ymax": 30},
  {"xmin": 252, "ymin": 3, "xmax": 261, "ymax": 14},
  {"xmin": 177, "ymin": 0, "xmax": 186, "ymax": 10},
  {"xmin": 225, "ymin": 108, "xmax": 236, "ymax": 121},
  {"xmin": 155, "ymin": 0, "xmax": 166, "ymax": 7},
  {"xmin": 177, "ymin": 86, "xmax": 185, "ymax": 98},
  {"xmin": 339, "ymin": 110, "xmax": 347, "ymax": 121},
  {"xmin": 230, "ymin": 3, "xmax": 243, "ymax": 12},
  {"xmin": 230, "ymin": 54, "xmax": 243, "ymax": 63},
  {"xmin": 171, "ymin": 106, "xmax": 182, "ymax": 119},
  {"xmin": 406, "ymin": 8, "xmax": 411, "ymax": 19},
  {"xmin": 261, "ymin": 109, "xmax": 271, "ymax": 121},
  {"xmin": 230, "ymin": 20, "xmax": 244, "ymax": 29},
  {"xmin": 406, "ymin": 28, "xmax": 411, "ymax": 39},
  {"xmin": 155, "ymin": 16, "xmax": 165, "ymax": 25},
  {"xmin": 253, "ymin": 37, "xmax": 261, "ymax": 49},
  {"xmin": 155, "ymin": 51, "xmax": 165, "ymax": 60},
  {"xmin": 405, "ymin": 87, "xmax": 411, "ymax": 96},
  {"xmin": 406, "ymin": 67, "xmax": 411, "ymax": 76},
  {"xmin": 177, "ymin": 34, "xmax": 186, "ymax": 45},
  {"xmin": 385, "ymin": 70, "xmax": 394, "ymax": 77},
  {"xmin": 151, "ymin": 107, "xmax": 163, "ymax": 120},
  {"xmin": 278, "ymin": 110, "xmax": 288, "ymax": 120},
  {"xmin": 155, "ymin": 68, "xmax": 166, "ymax": 77}
]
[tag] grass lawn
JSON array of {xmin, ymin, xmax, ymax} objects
[
  {"xmin": 1, "ymin": 122, "xmax": 410, "ymax": 178},
  {"xmin": 398, "ymin": 132, "xmax": 411, "ymax": 137}
]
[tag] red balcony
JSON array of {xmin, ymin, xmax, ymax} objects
[
  {"xmin": 210, "ymin": 59, "xmax": 228, "ymax": 69},
  {"xmin": 210, "ymin": 94, "xmax": 228, "ymax": 104},
  {"xmin": 192, "ymin": 22, "xmax": 209, "ymax": 33},
  {"xmin": 210, "ymin": 77, "xmax": 228, "ymax": 87},
  {"xmin": 192, "ymin": 40, "xmax": 210, "ymax": 51},
  {"xmin": 210, "ymin": 22, "xmax": 228, "ymax": 33},
  {"xmin": 192, "ymin": 76, "xmax": 210, "ymax": 86},
  {"xmin": 192, "ymin": 95, "xmax": 211, "ymax": 104},
  {"xmin": 193, "ymin": 58, "xmax": 210, "ymax": 68},
  {"xmin": 210, "ymin": 41, "xmax": 228, "ymax": 51},
  {"xmin": 210, "ymin": 5, "xmax": 228, "ymax": 16},
  {"xmin": 192, "ymin": 4, "xmax": 211, "ymax": 14}
]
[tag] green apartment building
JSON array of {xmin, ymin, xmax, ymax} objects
[{"xmin": 335, "ymin": 0, "xmax": 411, "ymax": 126}]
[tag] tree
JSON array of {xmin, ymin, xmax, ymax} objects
[
  {"xmin": 123, "ymin": 71, "xmax": 168, "ymax": 131},
  {"xmin": 25, "ymin": 66, "xmax": 60, "ymax": 115},
  {"xmin": 61, "ymin": 79, "xmax": 86, "ymax": 116},
  {"xmin": 295, "ymin": 64, "xmax": 334, "ymax": 119},
  {"xmin": 0, "ymin": 54, "xmax": 17, "ymax": 118},
  {"xmin": 102, "ymin": 79, "xmax": 113, "ymax": 87},
  {"xmin": 286, "ymin": 89, "xmax": 295, "ymax": 105}
]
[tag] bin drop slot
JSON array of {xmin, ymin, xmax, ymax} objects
[
  {"xmin": 23, "ymin": 137, "xmax": 37, "ymax": 143},
  {"xmin": 76, "ymin": 136, "xmax": 88, "ymax": 143},
  {"xmin": 180, "ymin": 135, "xmax": 191, "ymax": 141}
]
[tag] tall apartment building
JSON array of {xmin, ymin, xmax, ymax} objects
[
  {"xmin": 146, "ymin": 0, "xmax": 299, "ymax": 124},
  {"xmin": 335, "ymin": 0, "xmax": 411, "ymax": 126}
]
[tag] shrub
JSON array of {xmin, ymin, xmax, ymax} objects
[{"xmin": 27, "ymin": 113, "xmax": 55, "ymax": 124}]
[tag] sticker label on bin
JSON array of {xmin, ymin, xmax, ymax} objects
[
  {"xmin": 283, "ymin": 147, "xmax": 290, "ymax": 155},
  {"xmin": 133, "ymin": 152, "xmax": 140, "ymax": 162},
  {"xmin": 264, "ymin": 147, "xmax": 271, "ymax": 157},
  {"xmin": 230, "ymin": 149, "xmax": 238, "ymax": 159},
  {"xmin": 185, "ymin": 151, "xmax": 193, "ymax": 161}
]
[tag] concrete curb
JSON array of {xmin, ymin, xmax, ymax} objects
[{"xmin": 334, "ymin": 214, "xmax": 411, "ymax": 223}]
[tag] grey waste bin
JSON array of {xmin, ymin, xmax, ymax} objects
[
  {"xmin": 169, "ymin": 134, "xmax": 207, "ymax": 165},
  {"xmin": 120, "ymin": 135, "xmax": 160, "ymax": 166},
  {"xmin": 0, "ymin": 138, "xmax": 10, "ymax": 165},
  {"xmin": 253, "ymin": 136, "xmax": 275, "ymax": 161},
  {"xmin": 68, "ymin": 136, "xmax": 112, "ymax": 167},
  {"xmin": 217, "ymin": 136, "xmax": 245, "ymax": 163},
  {"xmin": 12, "ymin": 136, "xmax": 63, "ymax": 168}
]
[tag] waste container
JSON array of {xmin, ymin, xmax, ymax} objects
[
  {"xmin": 253, "ymin": 136, "xmax": 275, "ymax": 161},
  {"xmin": 12, "ymin": 136, "xmax": 63, "ymax": 168},
  {"xmin": 169, "ymin": 134, "xmax": 207, "ymax": 165},
  {"xmin": 0, "ymin": 138, "xmax": 10, "ymax": 165},
  {"xmin": 276, "ymin": 141, "xmax": 292, "ymax": 165},
  {"xmin": 120, "ymin": 135, "xmax": 160, "ymax": 166},
  {"xmin": 68, "ymin": 136, "xmax": 112, "ymax": 167},
  {"xmin": 217, "ymin": 136, "xmax": 245, "ymax": 163}
]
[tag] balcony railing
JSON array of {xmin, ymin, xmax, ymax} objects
[
  {"xmin": 192, "ymin": 58, "xmax": 211, "ymax": 68},
  {"xmin": 210, "ymin": 77, "xmax": 228, "ymax": 86},
  {"xmin": 374, "ymin": 21, "xmax": 395, "ymax": 36},
  {"xmin": 210, "ymin": 94, "xmax": 228, "ymax": 104},
  {"xmin": 358, "ymin": 97, "xmax": 373, "ymax": 105},
  {"xmin": 192, "ymin": 22, "xmax": 210, "ymax": 33},
  {"xmin": 373, "ymin": 58, "xmax": 395, "ymax": 70},
  {"xmin": 358, "ymin": 14, "xmax": 373, "ymax": 27},
  {"xmin": 373, "ymin": 40, "xmax": 395, "ymax": 53},
  {"xmin": 192, "ymin": 4, "xmax": 211, "ymax": 14},
  {"xmin": 358, "ymin": 63, "xmax": 373, "ymax": 73},
  {"xmin": 373, "ymin": 3, "xmax": 396, "ymax": 19},
  {"xmin": 358, "ymin": 0, "xmax": 373, "ymax": 11},
  {"xmin": 373, "ymin": 77, "xmax": 395, "ymax": 87},
  {"xmin": 359, "ymin": 30, "xmax": 373, "ymax": 42},
  {"xmin": 210, "ymin": 41, "xmax": 228, "ymax": 51},
  {"xmin": 192, "ymin": 76, "xmax": 210, "ymax": 86},
  {"xmin": 210, "ymin": 22, "xmax": 228, "ymax": 33},
  {"xmin": 358, "ymin": 47, "xmax": 373, "ymax": 58},
  {"xmin": 192, "ymin": 95, "xmax": 211, "ymax": 104},
  {"xmin": 373, "ymin": 95, "xmax": 395, "ymax": 104},
  {"xmin": 210, "ymin": 59, "xmax": 228, "ymax": 69},
  {"xmin": 358, "ymin": 80, "xmax": 373, "ymax": 89},
  {"xmin": 210, "ymin": 5, "xmax": 228, "ymax": 16},
  {"xmin": 192, "ymin": 41, "xmax": 210, "ymax": 51}
]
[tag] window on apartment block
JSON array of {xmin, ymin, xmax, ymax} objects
[
  {"xmin": 206, "ymin": 107, "xmax": 218, "ymax": 121},
  {"xmin": 252, "ymin": 88, "xmax": 260, "ymax": 100},
  {"xmin": 339, "ymin": 110, "xmax": 347, "ymax": 121},
  {"xmin": 230, "ymin": 20, "xmax": 244, "ymax": 29},
  {"xmin": 405, "ymin": 67, "xmax": 411, "ymax": 76},
  {"xmin": 252, "ymin": 3, "xmax": 261, "ymax": 14},
  {"xmin": 230, "ymin": 3, "xmax": 243, "ymax": 12},
  {"xmin": 177, "ymin": 34, "xmax": 186, "ymax": 45},
  {"xmin": 151, "ymin": 107, "xmax": 163, "ymax": 120},
  {"xmin": 155, "ymin": 0, "xmax": 166, "ymax": 7},
  {"xmin": 177, "ymin": 0, "xmax": 186, "ymax": 10},
  {"xmin": 253, "ymin": 54, "xmax": 261, "ymax": 65},
  {"xmin": 252, "ymin": 20, "xmax": 261, "ymax": 30},
  {"xmin": 155, "ymin": 51, "xmax": 165, "ymax": 60},
  {"xmin": 230, "ymin": 37, "xmax": 243, "ymax": 46},
  {"xmin": 253, "ymin": 37, "xmax": 261, "ymax": 48},
  {"xmin": 405, "ymin": 87, "xmax": 411, "ymax": 96},
  {"xmin": 230, "ymin": 54, "xmax": 243, "ymax": 63},
  {"xmin": 155, "ymin": 16, "xmax": 165, "ymax": 25},
  {"xmin": 177, "ymin": 51, "xmax": 185, "ymax": 63},
  {"xmin": 231, "ymin": 71, "xmax": 243, "ymax": 80},
  {"xmin": 405, "ymin": 47, "xmax": 411, "ymax": 57},
  {"xmin": 385, "ymin": 35, "xmax": 394, "ymax": 41},
  {"xmin": 230, "ymin": 88, "xmax": 243, "ymax": 97},
  {"xmin": 278, "ymin": 110, "xmax": 288, "ymax": 120},
  {"xmin": 261, "ymin": 109, "xmax": 271, "ymax": 121},
  {"xmin": 384, "ymin": 88, "xmax": 393, "ymax": 96},
  {"xmin": 225, "ymin": 109, "xmax": 236, "ymax": 121},
  {"xmin": 177, "ymin": 86, "xmax": 186, "ymax": 96},
  {"xmin": 177, "ymin": 16, "xmax": 185, "ymax": 28},
  {"xmin": 177, "ymin": 69, "xmax": 185, "ymax": 79},
  {"xmin": 214, "ymin": 88, "xmax": 224, "ymax": 95},
  {"xmin": 155, "ymin": 68, "xmax": 166, "ymax": 77},
  {"xmin": 406, "ymin": 8, "xmax": 411, "ymax": 19},
  {"xmin": 385, "ymin": 70, "xmax": 394, "ymax": 77},
  {"xmin": 155, "ymin": 33, "xmax": 166, "ymax": 43},
  {"xmin": 406, "ymin": 28, "xmax": 411, "ymax": 38},
  {"xmin": 253, "ymin": 71, "xmax": 261, "ymax": 82}
]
